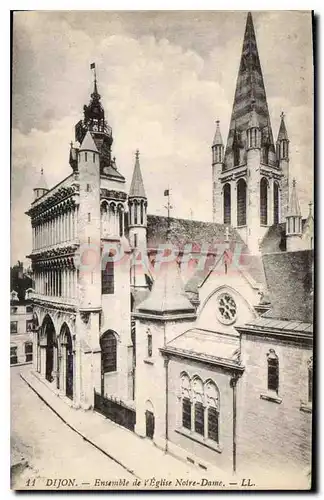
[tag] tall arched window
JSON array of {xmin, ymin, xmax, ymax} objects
[
  {"xmin": 223, "ymin": 184, "xmax": 231, "ymax": 225},
  {"xmin": 100, "ymin": 330, "xmax": 117, "ymax": 373},
  {"xmin": 267, "ymin": 349, "xmax": 279, "ymax": 393},
  {"xmin": 273, "ymin": 182, "xmax": 279, "ymax": 224},
  {"xmin": 134, "ymin": 201, "xmax": 138, "ymax": 224},
  {"xmin": 205, "ymin": 380, "xmax": 220, "ymax": 443},
  {"xmin": 180, "ymin": 372, "xmax": 191, "ymax": 430},
  {"xmin": 118, "ymin": 205, "xmax": 124, "ymax": 237},
  {"xmin": 140, "ymin": 201, "xmax": 144, "ymax": 225},
  {"xmin": 237, "ymin": 179, "xmax": 247, "ymax": 226},
  {"xmin": 260, "ymin": 177, "xmax": 268, "ymax": 225}
]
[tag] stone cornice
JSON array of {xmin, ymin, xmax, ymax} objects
[
  {"xmin": 133, "ymin": 311, "xmax": 197, "ymax": 322},
  {"xmin": 31, "ymin": 297, "xmax": 77, "ymax": 313},
  {"xmin": 26, "ymin": 184, "xmax": 79, "ymax": 220},
  {"xmin": 100, "ymin": 188, "xmax": 127, "ymax": 202},
  {"xmin": 160, "ymin": 346, "xmax": 245, "ymax": 373},
  {"xmin": 27, "ymin": 242, "xmax": 79, "ymax": 261},
  {"xmin": 236, "ymin": 324, "xmax": 313, "ymax": 344}
]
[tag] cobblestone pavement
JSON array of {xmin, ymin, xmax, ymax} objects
[{"xmin": 11, "ymin": 365, "xmax": 133, "ymax": 490}]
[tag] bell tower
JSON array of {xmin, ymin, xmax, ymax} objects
[{"xmin": 212, "ymin": 12, "xmax": 283, "ymax": 254}]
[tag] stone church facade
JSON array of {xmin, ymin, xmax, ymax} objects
[{"xmin": 26, "ymin": 12, "xmax": 313, "ymax": 482}]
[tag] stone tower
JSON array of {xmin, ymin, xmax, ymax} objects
[
  {"xmin": 212, "ymin": 12, "xmax": 284, "ymax": 254},
  {"xmin": 128, "ymin": 150, "xmax": 148, "ymax": 290}
]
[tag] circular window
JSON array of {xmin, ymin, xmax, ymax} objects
[{"xmin": 217, "ymin": 292, "xmax": 237, "ymax": 325}]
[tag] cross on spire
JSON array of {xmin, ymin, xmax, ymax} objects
[
  {"xmin": 280, "ymin": 111, "xmax": 285, "ymax": 119},
  {"xmin": 135, "ymin": 149, "xmax": 140, "ymax": 160}
]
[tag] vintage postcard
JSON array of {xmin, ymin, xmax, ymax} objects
[{"xmin": 11, "ymin": 10, "xmax": 314, "ymax": 491}]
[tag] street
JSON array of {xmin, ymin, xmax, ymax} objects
[{"xmin": 11, "ymin": 365, "xmax": 134, "ymax": 490}]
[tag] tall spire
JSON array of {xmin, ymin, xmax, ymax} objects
[
  {"xmin": 224, "ymin": 11, "xmax": 275, "ymax": 169},
  {"xmin": 129, "ymin": 150, "xmax": 146, "ymax": 198},
  {"xmin": 287, "ymin": 179, "xmax": 301, "ymax": 217}
]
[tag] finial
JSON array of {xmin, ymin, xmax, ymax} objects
[
  {"xmin": 308, "ymin": 202, "xmax": 313, "ymax": 216},
  {"xmin": 280, "ymin": 111, "xmax": 285, "ymax": 119},
  {"xmin": 41, "ymin": 168, "xmax": 43, "ymax": 175},
  {"xmin": 292, "ymin": 178, "xmax": 296, "ymax": 187},
  {"xmin": 70, "ymin": 141, "xmax": 73, "ymax": 148},
  {"xmin": 113, "ymin": 156, "xmax": 116, "ymax": 163},
  {"xmin": 216, "ymin": 120, "xmax": 220, "ymax": 126},
  {"xmin": 224, "ymin": 226, "xmax": 230, "ymax": 243},
  {"xmin": 135, "ymin": 149, "xmax": 140, "ymax": 160}
]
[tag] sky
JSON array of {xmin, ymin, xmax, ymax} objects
[{"xmin": 11, "ymin": 10, "xmax": 314, "ymax": 265}]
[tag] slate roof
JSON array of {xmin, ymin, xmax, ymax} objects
[
  {"xmin": 236, "ymin": 317, "xmax": 313, "ymax": 343},
  {"xmin": 146, "ymin": 215, "xmax": 246, "ymax": 251},
  {"xmin": 129, "ymin": 153, "xmax": 146, "ymax": 198},
  {"xmin": 260, "ymin": 220, "xmax": 307, "ymax": 254},
  {"xmin": 277, "ymin": 115, "xmax": 289, "ymax": 141},
  {"xmin": 212, "ymin": 121, "xmax": 223, "ymax": 146},
  {"xmin": 261, "ymin": 250, "xmax": 313, "ymax": 322},
  {"xmin": 163, "ymin": 328, "xmax": 242, "ymax": 369}
]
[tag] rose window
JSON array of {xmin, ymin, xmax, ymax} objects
[{"xmin": 217, "ymin": 293, "xmax": 237, "ymax": 324}]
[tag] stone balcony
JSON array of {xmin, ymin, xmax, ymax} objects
[{"xmin": 30, "ymin": 292, "xmax": 78, "ymax": 311}]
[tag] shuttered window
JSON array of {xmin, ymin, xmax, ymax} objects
[{"xmin": 182, "ymin": 398, "xmax": 191, "ymax": 430}]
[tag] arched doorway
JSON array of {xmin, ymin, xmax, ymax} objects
[
  {"xmin": 42, "ymin": 315, "xmax": 56, "ymax": 383},
  {"xmin": 61, "ymin": 323, "xmax": 73, "ymax": 399},
  {"xmin": 145, "ymin": 400, "xmax": 155, "ymax": 439}
]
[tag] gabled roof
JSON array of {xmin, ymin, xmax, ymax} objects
[
  {"xmin": 129, "ymin": 151, "xmax": 146, "ymax": 198},
  {"xmin": 79, "ymin": 130, "xmax": 99, "ymax": 153}
]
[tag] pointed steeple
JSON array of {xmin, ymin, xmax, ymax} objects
[
  {"xmin": 287, "ymin": 179, "xmax": 301, "ymax": 217},
  {"xmin": 33, "ymin": 168, "xmax": 49, "ymax": 200},
  {"xmin": 224, "ymin": 12, "xmax": 275, "ymax": 169},
  {"xmin": 277, "ymin": 112, "xmax": 289, "ymax": 142},
  {"xmin": 79, "ymin": 130, "xmax": 99, "ymax": 153},
  {"xmin": 129, "ymin": 150, "xmax": 146, "ymax": 198},
  {"xmin": 213, "ymin": 120, "xmax": 223, "ymax": 146},
  {"xmin": 35, "ymin": 168, "xmax": 48, "ymax": 190}
]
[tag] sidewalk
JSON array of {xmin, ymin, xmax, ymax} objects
[{"xmin": 20, "ymin": 369, "xmax": 208, "ymax": 483}]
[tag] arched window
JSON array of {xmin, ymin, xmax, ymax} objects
[
  {"xmin": 134, "ymin": 201, "xmax": 138, "ymax": 224},
  {"xmin": 118, "ymin": 205, "xmax": 124, "ymax": 237},
  {"xmin": 180, "ymin": 373, "xmax": 191, "ymax": 430},
  {"xmin": 237, "ymin": 179, "xmax": 247, "ymax": 226},
  {"xmin": 140, "ymin": 201, "xmax": 144, "ymax": 225},
  {"xmin": 267, "ymin": 349, "xmax": 279, "ymax": 393},
  {"xmin": 223, "ymin": 184, "xmax": 231, "ymax": 225},
  {"xmin": 205, "ymin": 380, "xmax": 220, "ymax": 443},
  {"xmin": 273, "ymin": 182, "xmax": 279, "ymax": 224},
  {"xmin": 192, "ymin": 377, "xmax": 204, "ymax": 436},
  {"xmin": 260, "ymin": 177, "xmax": 268, "ymax": 225},
  {"xmin": 100, "ymin": 331, "xmax": 117, "ymax": 373}
]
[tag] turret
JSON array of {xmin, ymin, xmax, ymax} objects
[
  {"xmin": 286, "ymin": 179, "xmax": 302, "ymax": 252},
  {"xmin": 128, "ymin": 150, "xmax": 148, "ymax": 289},
  {"xmin": 33, "ymin": 168, "xmax": 49, "ymax": 200},
  {"xmin": 212, "ymin": 120, "xmax": 224, "ymax": 165},
  {"xmin": 277, "ymin": 112, "xmax": 290, "ymax": 221},
  {"xmin": 212, "ymin": 120, "xmax": 224, "ymax": 223}
]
